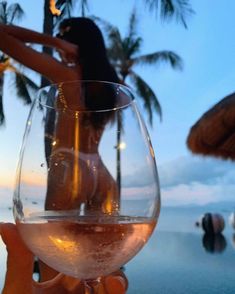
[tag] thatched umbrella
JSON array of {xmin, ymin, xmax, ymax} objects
[{"xmin": 187, "ymin": 92, "xmax": 235, "ymax": 160}]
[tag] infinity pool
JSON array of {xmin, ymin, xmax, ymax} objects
[{"xmin": 1, "ymin": 205, "xmax": 235, "ymax": 293}]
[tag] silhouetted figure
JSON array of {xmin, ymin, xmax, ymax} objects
[{"xmin": 200, "ymin": 212, "xmax": 225, "ymax": 234}]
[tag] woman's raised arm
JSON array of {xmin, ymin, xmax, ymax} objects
[{"xmin": 0, "ymin": 24, "xmax": 80, "ymax": 83}]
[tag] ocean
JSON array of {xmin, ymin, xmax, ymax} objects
[{"xmin": 1, "ymin": 202, "xmax": 235, "ymax": 293}]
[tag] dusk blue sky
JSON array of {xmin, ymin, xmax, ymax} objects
[{"xmin": 0, "ymin": 0, "xmax": 234, "ymax": 207}]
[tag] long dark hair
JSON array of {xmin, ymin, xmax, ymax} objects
[
  {"xmin": 56, "ymin": 17, "xmax": 122, "ymax": 131},
  {"xmin": 58, "ymin": 17, "xmax": 119, "ymax": 83}
]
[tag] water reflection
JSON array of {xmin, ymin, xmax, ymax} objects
[
  {"xmin": 202, "ymin": 233, "xmax": 227, "ymax": 254},
  {"xmin": 231, "ymin": 233, "xmax": 235, "ymax": 249}
]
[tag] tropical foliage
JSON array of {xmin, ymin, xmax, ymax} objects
[
  {"xmin": 0, "ymin": 0, "xmax": 193, "ymax": 123},
  {"xmin": 41, "ymin": 0, "xmax": 192, "ymax": 87},
  {"xmin": 145, "ymin": 0, "xmax": 194, "ymax": 28},
  {"xmin": 0, "ymin": 1, "xmax": 39, "ymax": 125},
  {"xmin": 51, "ymin": 0, "xmax": 194, "ymax": 27},
  {"xmin": 44, "ymin": 0, "xmax": 193, "ymax": 36},
  {"xmin": 56, "ymin": 0, "xmax": 89, "ymax": 18},
  {"xmin": 95, "ymin": 11, "xmax": 183, "ymax": 124}
]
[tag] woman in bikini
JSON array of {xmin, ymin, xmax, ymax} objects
[
  {"xmin": 0, "ymin": 18, "xmax": 127, "ymax": 293},
  {"xmin": 1, "ymin": 17, "xmax": 121, "ymax": 211}
]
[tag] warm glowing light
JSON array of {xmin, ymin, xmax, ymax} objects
[
  {"xmin": 0, "ymin": 59, "xmax": 10, "ymax": 74},
  {"xmin": 49, "ymin": 0, "xmax": 61, "ymax": 16},
  {"xmin": 0, "ymin": 58, "xmax": 17, "ymax": 75},
  {"xmin": 52, "ymin": 140, "xmax": 57, "ymax": 146},
  {"xmin": 49, "ymin": 236, "xmax": 76, "ymax": 253},
  {"xmin": 102, "ymin": 190, "xmax": 113, "ymax": 214},
  {"xmin": 118, "ymin": 142, "xmax": 126, "ymax": 150},
  {"xmin": 72, "ymin": 116, "xmax": 80, "ymax": 200}
]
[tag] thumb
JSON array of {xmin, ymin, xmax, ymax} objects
[
  {"xmin": 102, "ymin": 270, "xmax": 128, "ymax": 294},
  {"xmin": 0, "ymin": 223, "xmax": 34, "ymax": 294}
]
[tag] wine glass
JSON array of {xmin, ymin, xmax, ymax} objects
[{"xmin": 13, "ymin": 80, "xmax": 161, "ymax": 292}]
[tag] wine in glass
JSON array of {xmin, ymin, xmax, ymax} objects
[{"xmin": 13, "ymin": 80, "xmax": 161, "ymax": 291}]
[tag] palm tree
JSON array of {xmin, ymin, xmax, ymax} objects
[
  {"xmin": 0, "ymin": 1, "xmax": 39, "ymax": 125},
  {"xmin": 96, "ymin": 11, "xmax": 183, "ymax": 124},
  {"xmin": 145, "ymin": 0, "xmax": 194, "ymax": 28},
  {"xmin": 42, "ymin": 0, "xmax": 193, "ymax": 47},
  {"xmin": 40, "ymin": 0, "xmax": 192, "ymax": 86},
  {"xmin": 95, "ymin": 11, "xmax": 183, "ymax": 195},
  {"xmin": 41, "ymin": 0, "xmax": 189, "ymax": 199}
]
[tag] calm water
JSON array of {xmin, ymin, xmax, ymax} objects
[{"xmin": 1, "ymin": 204, "xmax": 235, "ymax": 293}]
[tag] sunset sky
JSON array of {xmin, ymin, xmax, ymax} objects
[{"xmin": 0, "ymin": 0, "xmax": 234, "ymax": 207}]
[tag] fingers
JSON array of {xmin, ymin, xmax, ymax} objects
[
  {"xmin": 101, "ymin": 270, "xmax": 128, "ymax": 294},
  {"xmin": 104, "ymin": 277, "xmax": 127, "ymax": 294},
  {"xmin": 0, "ymin": 223, "xmax": 34, "ymax": 294},
  {"xmin": 36, "ymin": 272, "xmax": 128, "ymax": 294},
  {"xmin": 37, "ymin": 260, "xmax": 60, "ymax": 282},
  {"xmin": 34, "ymin": 274, "xmax": 84, "ymax": 294}
]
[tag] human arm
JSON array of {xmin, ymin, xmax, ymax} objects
[
  {"xmin": 0, "ymin": 223, "xmax": 34, "ymax": 294},
  {"xmin": 0, "ymin": 24, "xmax": 80, "ymax": 83},
  {"xmin": 1, "ymin": 23, "xmax": 54, "ymax": 47}
]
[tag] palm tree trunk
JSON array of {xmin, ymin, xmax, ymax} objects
[
  {"xmin": 116, "ymin": 76, "xmax": 127, "ymax": 209},
  {"xmin": 116, "ymin": 77, "xmax": 127, "ymax": 208},
  {"xmin": 0, "ymin": 74, "xmax": 5, "ymax": 125},
  {"xmin": 41, "ymin": 0, "xmax": 54, "ymax": 87},
  {"xmin": 116, "ymin": 111, "xmax": 122, "ymax": 198}
]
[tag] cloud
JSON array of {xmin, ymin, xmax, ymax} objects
[
  {"xmin": 122, "ymin": 168, "xmax": 156, "ymax": 187},
  {"xmin": 122, "ymin": 184, "xmax": 158, "ymax": 200},
  {"xmin": 161, "ymin": 182, "xmax": 235, "ymax": 206},
  {"xmin": 158, "ymin": 156, "xmax": 235, "ymax": 188},
  {"xmin": 2, "ymin": 155, "xmax": 234, "ymax": 208},
  {"xmin": 158, "ymin": 156, "xmax": 235, "ymax": 206}
]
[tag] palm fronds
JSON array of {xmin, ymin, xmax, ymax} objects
[
  {"xmin": 0, "ymin": 1, "xmax": 7, "ymax": 23},
  {"xmin": 0, "ymin": 1, "xmax": 24, "ymax": 24},
  {"xmin": 0, "ymin": 105, "xmax": 5, "ymax": 125},
  {"xmin": 13, "ymin": 72, "xmax": 39, "ymax": 105},
  {"xmin": 127, "ymin": 9, "xmax": 138, "ymax": 40},
  {"xmin": 96, "ymin": 11, "xmax": 184, "ymax": 123},
  {"xmin": 122, "ymin": 36, "xmax": 142, "ymax": 60},
  {"xmin": 79, "ymin": 0, "xmax": 89, "ymax": 17},
  {"xmin": 0, "ymin": 1, "xmax": 27, "ymax": 126},
  {"xmin": 92, "ymin": 16, "xmax": 116, "ymax": 36},
  {"xmin": 133, "ymin": 50, "xmax": 183, "ymax": 70},
  {"xmin": 56, "ymin": 0, "xmax": 89, "ymax": 18},
  {"xmin": 145, "ymin": 0, "xmax": 194, "ymax": 28},
  {"xmin": 7, "ymin": 3, "xmax": 24, "ymax": 24},
  {"xmin": 130, "ymin": 72, "xmax": 162, "ymax": 124},
  {"xmin": 56, "ymin": 0, "xmax": 74, "ymax": 18}
]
